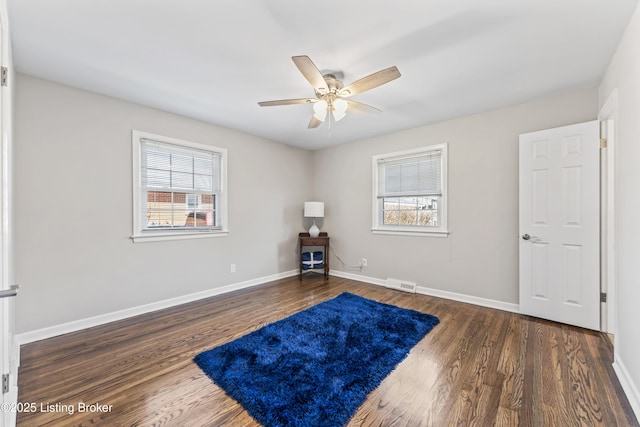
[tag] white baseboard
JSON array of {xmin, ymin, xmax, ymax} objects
[
  {"xmin": 330, "ymin": 270, "xmax": 520, "ymax": 313},
  {"xmin": 17, "ymin": 269, "xmax": 516, "ymax": 345},
  {"xmin": 329, "ymin": 270, "xmax": 386, "ymax": 286},
  {"xmin": 16, "ymin": 270, "xmax": 298, "ymax": 345},
  {"xmin": 613, "ymin": 355, "xmax": 640, "ymax": 421},
  {"xmin": 415, "ymin": 285, "xmax": 520, "ymax": 313}
]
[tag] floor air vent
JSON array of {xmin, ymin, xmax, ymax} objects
[{"xmin": 385, "ymin": 278, "xmax": 417, "ymax": 294}]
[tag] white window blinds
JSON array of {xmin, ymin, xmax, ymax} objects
[
  {"xmin": 377, "ymin": 150, "xmax": 442, "ymax": 198},
  {"xmin": 141, "ymin": 139, "xmax": 221, "ymax": 194}
]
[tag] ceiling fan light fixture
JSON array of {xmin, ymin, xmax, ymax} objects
[
  {"xmin": 313, "ymin": 100, "xmax": 328, "ymax": 121},
  {"xmin": 258, "ymin": 56, "xmax": 401, "ymax": 129},
  {"xmin": 332, "ymin": 98, "xmax": 348, "ymax": 121}
]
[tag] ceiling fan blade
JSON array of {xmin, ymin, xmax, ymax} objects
[
  {"xmin": 292, "ymin": 56, "xmax": 329, "ymax": 94},
  {"xmin": 308, "ymin": 115, "xmax": 323, "ymax": 129},
  {"xmin": 346, "ymin": 100, "xmax": 382, "ymax": 114},
  {"xmin": 339, "ymin": 66, "xmax": 401, "ymax": 97},
  {"xmin": 258, "ymin": 98, "xmax": 315, "ymax": 107}
]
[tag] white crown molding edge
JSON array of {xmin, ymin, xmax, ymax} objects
[{"xmin": 16, "ymin": 270, "xmax": 298, "ymax": 345}]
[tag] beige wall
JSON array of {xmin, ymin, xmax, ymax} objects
[
  {"xmin": 599, "ymin": 1, "xmax": 640, "ymax": 417},
  {"xmin": 313, "ymin": 87, "xmax": 598, "ymax": 304},
  {"xmin": 14, "ymin": 74, "xmax": 313, "ymax": 333},
  {"xmin": 12, "ymin": 76, "xmax": 600, "ymax": 333}
]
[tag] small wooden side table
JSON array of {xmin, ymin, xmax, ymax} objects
[{"xmin": 299, "ymin": 232, "xmax": 329, "ymax": 280}]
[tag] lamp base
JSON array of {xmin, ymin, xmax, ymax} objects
[{"xmin": 309, "ymin": 222, "xmax": 320, "ymax": 238}]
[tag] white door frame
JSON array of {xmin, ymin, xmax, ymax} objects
[
  {"xmin": 0, "ymin": 0, "xmax": 16, "ymax": 425},
  {"xmin": 599, "ymin": 89, "xmax": 618, "ymax": 336}
]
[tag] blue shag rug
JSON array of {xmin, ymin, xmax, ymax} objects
[{"xmin": 194, "ymin": 292, "xmax": 440, "ymax": 427}]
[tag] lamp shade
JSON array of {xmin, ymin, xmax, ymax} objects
[{"xmin": 304, "ymin": 201, "xmax": 324, "ymax": 218}]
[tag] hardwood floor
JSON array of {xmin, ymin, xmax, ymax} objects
[{"xmin": 17, "ymin": 274, "xmax": 638, "ymax": 426}]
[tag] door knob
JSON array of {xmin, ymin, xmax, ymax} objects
[
  {"xmin": 522, "ymin": 234, "xmax": 530, "ymax": 240},
  {"xmin": 0, "ymin": 285, "xmax": 19, "ymax": 299}
]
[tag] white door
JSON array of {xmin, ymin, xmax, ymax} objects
[
  {"xmin": 519, "ymin": 120, "xmax": 600, "ymax": 330},
  {"xmin": 0, "ymin": 3, "xmax": 16, "ymax": 426}
]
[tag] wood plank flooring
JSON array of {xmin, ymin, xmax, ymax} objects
[{"xmin": 17, "ymin": 274, "xmax": 639, "ymax": 426}]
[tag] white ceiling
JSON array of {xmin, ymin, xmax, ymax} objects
[{"xmin": 7, "ymin": 0, "xmax": 638, "ymax": 150}]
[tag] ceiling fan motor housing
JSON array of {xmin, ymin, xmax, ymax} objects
[{"xmin": 316, "ymin": 74, "xmax": 344, "ymax": 98}]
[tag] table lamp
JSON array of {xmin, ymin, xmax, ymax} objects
[{"xmin": 304, "ymin": 201, "xmax": 324, "ymax": 238}]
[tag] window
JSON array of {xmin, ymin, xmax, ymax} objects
[
  {"xmin": 132, "ymin": 131, "xmax": 228, "ymax": 242},
  {"xmin": 372, "ymin": 144, "xmax": 448, "ymax": 236}
]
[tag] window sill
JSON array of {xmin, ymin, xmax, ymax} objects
[
  {"xmin": 131, "ymin": 230, "xmax": 229, "ymax": 243},
  {"xmin": 371, "ymin": 228, "xmax": 449, "ymax": 238}
]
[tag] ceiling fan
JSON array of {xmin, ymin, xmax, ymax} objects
[{"xmin": 258, "ymin": 56, "xmax": 401, "ymax": 129}]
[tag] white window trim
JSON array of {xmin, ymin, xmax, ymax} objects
[
  {"xmin": 131, "ymin": 130, "xmax": 228, "ymax": 243},
  {"xmin": 371, "ymin": 144, "xmax": 449, "ymax": 237}
]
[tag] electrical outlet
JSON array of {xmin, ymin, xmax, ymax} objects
[
  {"xmin": 230, "ymin": 263, "xmax": 236, "ymax": 273},
  {"xmin": 361, "ymin": 258, "xmax": 368, "ymax": 267}
]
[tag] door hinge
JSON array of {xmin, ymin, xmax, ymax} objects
[
  {"xmin": 600, "ymin": 292, "xmax": 607, "ymax": 303},
  {"xmin": 0, "ymin": 67, "xmax": 7, "ymax": 87},
  {"xmin": 2, "ymin": 373, "xmax": 8, "ymax": 393},
  {"xmin": 600, "ymin": 138, "xmax": 607, "ymax": 149}
]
